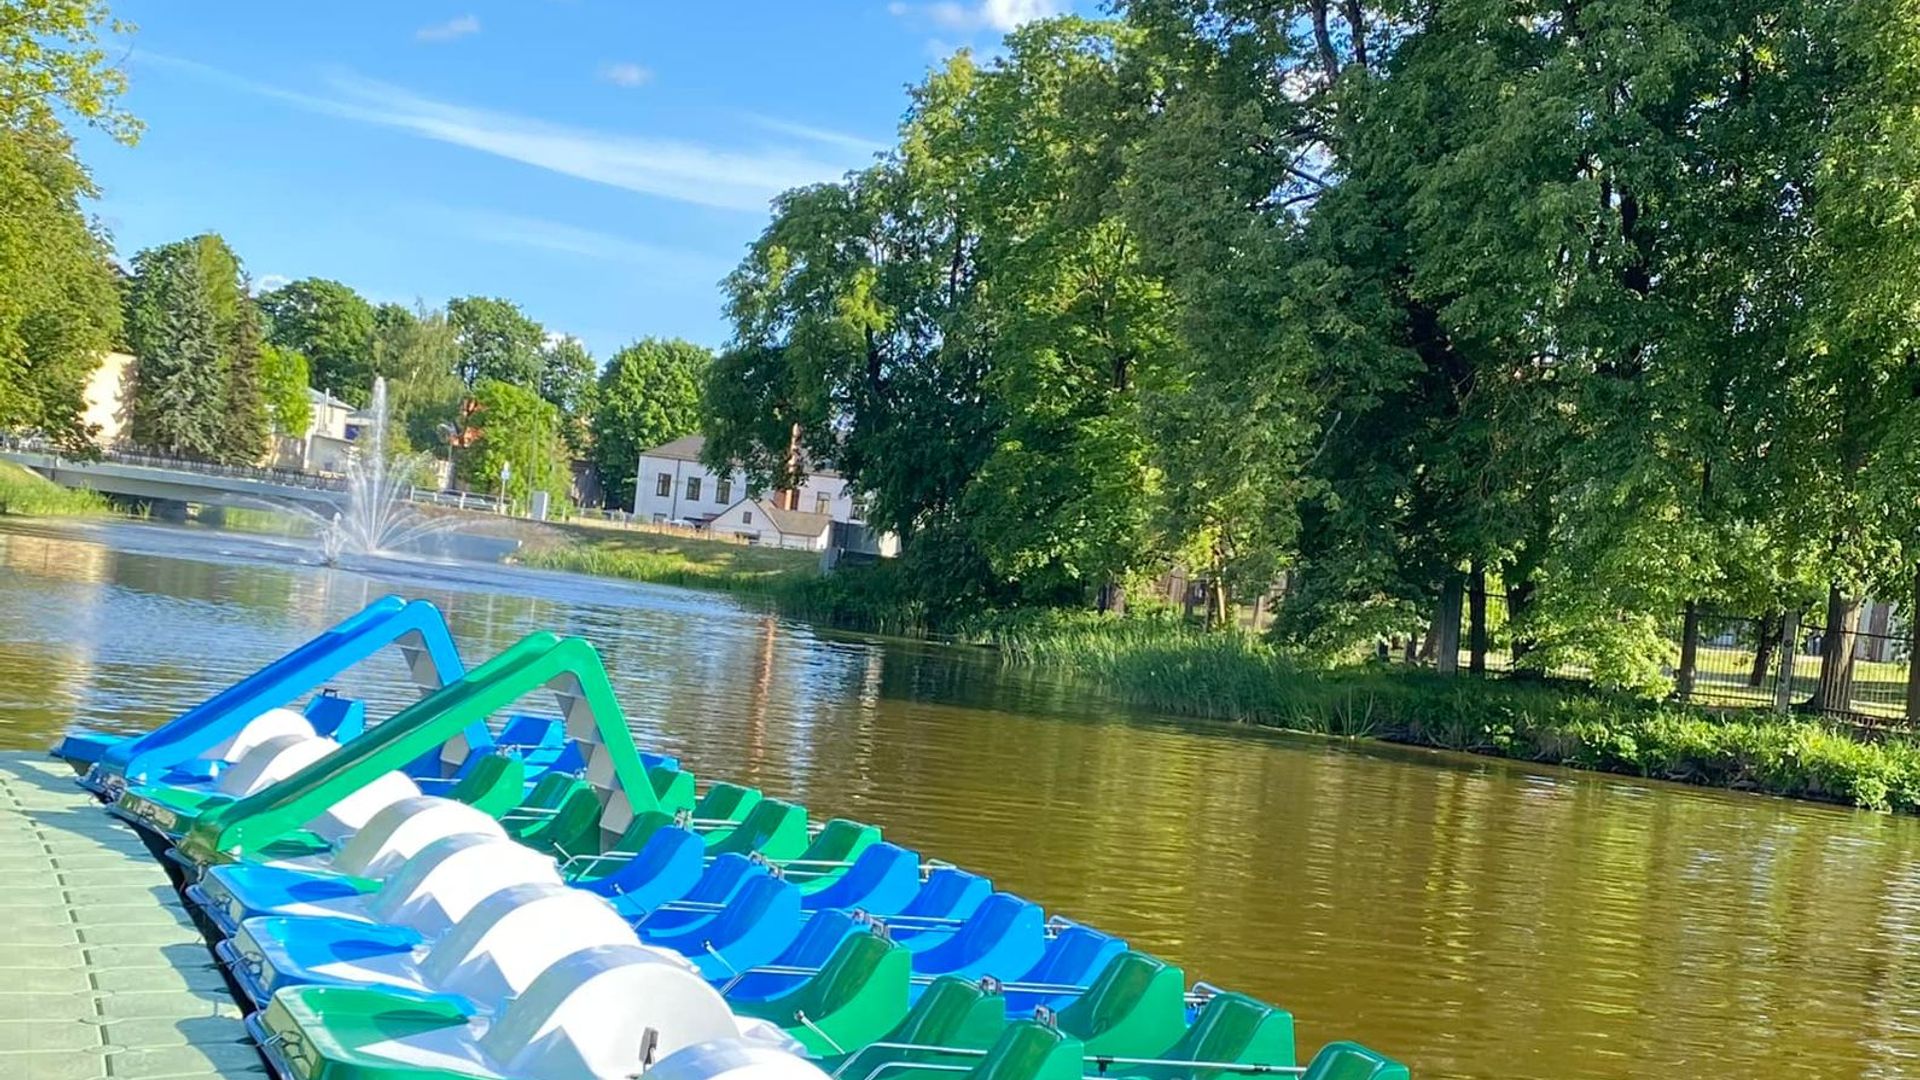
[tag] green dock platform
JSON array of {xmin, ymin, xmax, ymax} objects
[{"xmin": 0, "ymin": 753, "xmax": 264, "ymax": 1080}]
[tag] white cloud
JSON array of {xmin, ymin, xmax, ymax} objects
[
  {"xmin": 256, "ymin": 273, "xmax": 292, "ymax": 293},
  {"xmin": 737, "ymin": 113, "xmax": 887, "ymax": 157},
  {"xmin": 415, "ymin": 15, "xmax": 480, "ymax": 43},
  {"xmin": 892, "ymin": 0, "xmax": 1065, "ymax": 32},
  {"xmin": 428, "ymin": 207, "xmax": 720, "ymax": 274},
  {"xmin": 139, "ymin": 55, "xmax": 866, "ymax": 214},
  {"xmin": 599, "ymin": 62, "xmax": 652, "ymax": 88}
]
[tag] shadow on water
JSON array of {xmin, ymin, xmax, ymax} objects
[{"xmin": 5, "ymin": 518, "xmax": 1920, "ymax": 1078}]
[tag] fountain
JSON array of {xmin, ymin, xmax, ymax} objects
[{"xmin": 283, "ymin": 377, "xmax": 467, "ymax": 565}]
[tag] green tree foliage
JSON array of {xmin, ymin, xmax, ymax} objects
[
  {"xmin": 461, "ymin": 378, "xmax": 568, "ymax": 509},
  {"xmin": 540, "ymin": 334, "xmax": 595, "ymax": 456},
  {"xmin": 370, "ymin": 302, "xmax": 465, "ymax": 454},
  {"xmin": 259, "ymin": 278, "xmax": 375, "ymax": 406},
  {"xmin": 0, "ymin": 0, "xmax": 135, "ymax": 448},
  {"xmin": 217, "ymin": 294, "xmax": 268, "ymax": 464},
  {"xmin": 124, "ymin": 242, "xmax": 223, "ymax": 457},
  {"xmin": 259, "ymin": 343, "xmax": 310, "ymax": 439},
  {"xmin": 594, "ymin": 338, "xmax": 709, "ymax": 509},
  {"xmin": 448, "ymin": 296, "xmax": 544, "ymax": 389}
]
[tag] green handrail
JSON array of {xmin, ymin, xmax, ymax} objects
[{"xmin": 179, "ymin": 632, "xmax": 655, "ymax": 863}]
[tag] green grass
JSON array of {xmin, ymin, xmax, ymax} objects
[
  {"xmin": 977, "ymin": 611, "xmax": 1920, "ymax": 814},
  {"xmin": 515, "ymin": 525, "xmax": 823, "ymax": 595},
  {"xmin": 0, "ymin": 462, "xmax": 110, "ymax": 517}
]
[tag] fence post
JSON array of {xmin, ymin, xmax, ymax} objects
[{"xmin": 1774, "ymin": 608, "xmax": 1800, "ymax": 715}]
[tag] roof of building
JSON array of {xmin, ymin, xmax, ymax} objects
[
  {"xmin": 640, "ymin": 433, "xmax": 842, "ymax": 480},
  {"xmin": 306, "ymin": 387, "xmax": 356, "ymax": 410},
  {"xmin": 641, "ymin": 433, "xmax": 709, "ymax": 463},
  {"xmin": 761, "ymin": 503, "xmax": 834, "ymax": 537}
]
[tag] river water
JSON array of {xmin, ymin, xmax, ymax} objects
[{"xmin": 0, "ymin": 518, "xmax": 1915, "ymax": 1078}]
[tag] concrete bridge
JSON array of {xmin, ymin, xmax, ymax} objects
[{"xmin": 0, "ymin": 446, "xmax": 503, "ymax": 519}]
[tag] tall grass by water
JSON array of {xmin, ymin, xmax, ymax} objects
[
  {"xmin": 0, "ymin": 462, "xmax": 109, "ymax": 517},
  {"xmin": 979, "ymin": 611, "xmax": 1920, "ymax": 814},
  {"xmin": 516, "ymin": 526, "xmax": 822, "ymax": 595}
]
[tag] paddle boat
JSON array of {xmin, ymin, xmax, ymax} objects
[{"xmin": 51, "ymin": 596, "xmax": 1411, "ymax": 1080}]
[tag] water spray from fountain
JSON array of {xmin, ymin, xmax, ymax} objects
[{"xmin": 276, "ymin": 377, "xmax": 464, "ymax": 565}]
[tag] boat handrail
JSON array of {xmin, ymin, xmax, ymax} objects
[{"xmin": 835, "ymin": 1045, "xmax": 1303, "ymax": 1080}]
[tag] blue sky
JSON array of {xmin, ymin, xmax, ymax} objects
[{"xmin": 78, "ymin": 1, "xmax": 1089, "ymax": 357}]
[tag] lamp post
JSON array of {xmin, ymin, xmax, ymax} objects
[
  {"xmin": 435, "ymin": 422, "xmax": 459, "ymax": 493},
  {"xmin": 497, "ymin": 459, "xmax": 511, "ymax": 514}
]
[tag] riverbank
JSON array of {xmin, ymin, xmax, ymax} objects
[
  {"xmin": 516, "ymin": 524, "xmax": 1920, "ymax": 814},
  {"xmin": 0, "ymin": 461, "xmax": 109, "ymax": 516},
  {"xmin": 514, "ymin": 522, "xmax": 823, "ymax": 595},
  {"xmin": 979, "ymin": 613, "xmax": 1920, "ymax": 814}
]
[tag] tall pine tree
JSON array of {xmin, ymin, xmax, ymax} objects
[
  {"xmin": 124, "ymin": 243, "xmax": 224, "ymax": 458},
  {"xmin": 218, "ymin": 294, "xmax": 269, "ymax": 464}
]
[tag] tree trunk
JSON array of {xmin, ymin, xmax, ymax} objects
[
  {"xmin": 1748, "ymin": 611, "xmax": 1778, "ymax": 688},
  {"xmin": 1468, "ymin": 562, "xmax": 1488, "ymax": 675},
  {"xmin": 1809, "ymin": 585, "xmax": 1862, "ymax": 715},
  {"xmin": 1675, "ymin": 600, "xmax": 1702, "ymax": 702},
  {"xmin": 1907, "ymin": 571, "xmax": 1920, "ymax": 725},
  {"xmin": 1435, "ymin": 575, "xmax": 1464, "ymax": 676},
  {"xmin": 1209, "ymin": 578, "xmax": 1231, "ymax": 629},
  {"xmin": 1507, "ymin": 577, "xmax": 1537, "ymax": 670}
]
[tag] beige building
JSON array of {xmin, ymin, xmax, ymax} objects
[
  {"xmin": 80, "ymin": 351, "xmax": 135, "ymax": 448},
  {"xmin": 705, "ymin": 497, "xmax": 835, "ymax": 551}
]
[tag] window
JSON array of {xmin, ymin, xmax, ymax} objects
[
  {"xmin": 686, "ymin": 476, "xmax": 702, "ymax": 501},
  {"xmin": 655, "ymin": 473, "xmax": 671, "ymax": 497},
  {"xmin": 815, "ymin": 493, "xmax": 830, "ymax": 515},
  {"xmin": 717, "ymin": 478, "xmax": 732, "ymax": 503},
  {"xmin": 743, "ymin": 511, "xmax": 753, "ymax": 524}
]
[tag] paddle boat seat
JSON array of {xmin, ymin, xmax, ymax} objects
[
  {"xmin": 888, "ymin": 868, "xmax": 992, "ymax": 942},
  {"xmin": 801, "ymin": 842, "xmax": 921, "ymax": 914},
  {"xmin": 781, "ymin": 819, "xmax": 881, "ymax": 892},
  {"xmin": 639, "ymin": 853, "xmax": 775, "ymax": 933},
  {"xmin": 904, "ymin": 893, "xmax": 1047, "ymax": 989},
  {"xmin": 641, "ymin": 872, "xmax": 804, "ymax": 979},
  {"xmin": 192, "ymin": 833, "xmax": 558, "ymax": 938},
  {"xmin": 1053, "ymin": 951, "xmax": 1190, "ymax": 1058},
  {"xmin": 724, "ymin": 910, "xmax": 866, "ymax": 1001},
  {"xmin": 971, "ymin": 1022, "xmax": 1087, "ymax": 1080},
  {"xmin": 572, "ymin": 819, "xmax": 707, "ymax": 915},
  {"xmin": 1295, "ymin": 1041, "xmax": 1411, "ymax": 1080},
  {"xmin": 1002, "ymin": 923, "xmax": 1126, "ymax": 1016},
  {"xmin": 827, "ymin": 976, "xmax": 1011, "ymax": 1080},
  {"xmin": 708, "ymin": 798, "xmax": 811, "ymax": 861},
  {"xmin": 249, "ymin": 943, "xmax": 773, "ymax": 1080},
  {"xmin": 692, "ymin": 781, "xmax": 763, "ymax": 833},
  {"xmin": 733, "ymin": 930, "xmax": 913, "ymax": 1056},
  {"xmin": 224, "ymin": 881, "xmax": 675, "ymax": 1009},
  {"xmin": 1112, "ymin": 991, "xmax": 1296, "ymax": 1080}
]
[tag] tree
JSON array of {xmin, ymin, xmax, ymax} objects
[
  {"xmin": 259, "ymin": 343, "xmax": 310, "ymax": 439},
  {"xmin": 217, "ymin": 295, "xmax": 269, "ymax": 464},
  {"xmin": 259, "ymin": 278, "xmax": 375, "ymax": 405},
  {"xmin": 461, "ymin": 378, "xmax": 568, "ymax": 509},
  {"xmin": 539, "ymin": 334, "xmax": 595, "ymax": 455},
  {"xmin": 447, "ymin": 296, "xmax": 544, "ymax": 389},
  {"xmin": 123, "ymin": 242, "xmax": 224, "ymax": 457},
  {"xmin": 593, "ymin": 338, "xmax": 709, "ymax": 509},
  {"xmin": 370, "ymin": 302, "xmax": 465, "ymax": 454},
  {"xmin": 0, "ymin": 0, "xmax": 136, "ymax": 448}
]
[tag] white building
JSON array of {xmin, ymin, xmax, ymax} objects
[
  {"xmin": 271, "ymin": 388, "xmax": 359, "ymax": 474},
  {"xmin": 632, "ymin": 435, "xmax": 863, "ymax": 527},
  {"xmin": 704, "ymin": 497, "xmax": 834, "ymax": 551}
]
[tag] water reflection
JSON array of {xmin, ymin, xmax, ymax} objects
[{"xmin": 0, "ymin": 517, "xmax": 1917, "ymax": 1077}]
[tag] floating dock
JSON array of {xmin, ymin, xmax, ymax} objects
[{"xmin": 0, "ymin": 752, "xmax": 264, "ymax": 1080}]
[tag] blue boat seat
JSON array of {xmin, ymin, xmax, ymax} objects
[
  {"xmin": 889, "ymin": 868, "xmax": 992, "ymax": 943},
  {"xmin": 723, "ymin": 909, "xmax": 865, "ymax": 1001},
  {"xmin": 639, "ymin": 873, "xmax": 803, "ymax": 980},
  {"xmin": 802, "ymin": 842, "xmax": 922, "ymax": 915},
  {"xmin": 906, "ymin": 893, "xmax": 1047, "ymax": 989},
  {"xmin": 1003, "ymin": 923, "xmax": 1126, "ymax": 1015},
  {"xmin": 576, "ymin": 824, "xmax": 705, "ymax": 915},
  {"xmin": 634, "ymin": 854, "xmax": 769, "ymax": 932}
]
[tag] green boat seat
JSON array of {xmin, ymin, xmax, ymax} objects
[
  {"xmin": 502, "ymin": 772, "xmax": 577, "ymax": 838},
  {"xmin": 1300, "ymin": 1041, "xmax": 1410, "ymax": 1080},
  {"xmin": 650, "ymin": 765, "xmax": 697, "ymax": 814},
  {"xmin": 444, "ymin": 753, "xmax": 524, "ymax": 818},
  {"xmin": 707, "ymin": 797, "xmax": 810, "ymax": 862},
  {"xmin": 734, "ymin": 928, "xmax": 911, "ymax": 1055},
  {"xmin": 974, "ymin": 1021, "xmax": 1087, "ymax": 1080},
  {"xmin": 830, "ymin": 975, "xmax": 1010, "ymax": 1080},
  {"xmin": 1055, "ymin": 951, "xmax": 1189, "ymax": 1058},
  {"xmin": 1116, "ymin": 991, "xmax": 1295, "ymax": 1080},
  {"xmin": 692, "ymin": 781, "xmax": 762, "ymax": 827},
  {"xmin": 516, "ymin": 782, "xmax": 601, "ymax": 857},
  {"xmin": 784, "ymin": 818, "xmax": 882, "ymax": 892}
]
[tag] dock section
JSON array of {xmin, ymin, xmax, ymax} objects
[{"xmin": 0, "ymin": 753, "xmax": 264, "ymax": 1080}]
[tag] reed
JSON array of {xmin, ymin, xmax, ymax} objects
[{"xmin": 0, "ymin": 462, "xmax": 110, "ymax": 517}]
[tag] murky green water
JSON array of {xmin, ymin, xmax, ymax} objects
[{"xmin": 1, "ymin": 518, "xmax": 1916, "ymax": 1078}]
